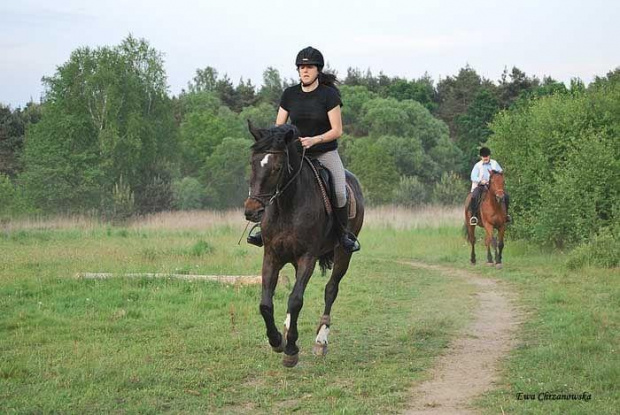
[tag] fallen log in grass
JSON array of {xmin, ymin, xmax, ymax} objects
[{"xmin": 75, "ymin": 272, "xmax": 263, "ymax": 285}]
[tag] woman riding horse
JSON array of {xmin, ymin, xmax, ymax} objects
[
  {"xmin": 244, "ymin": 123, "xmax": 364, "ymax": 367},
  {"xmin": 247, "ymin": 46, "xmax": 359, "ymax": 253}
]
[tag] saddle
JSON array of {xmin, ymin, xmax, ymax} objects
[{"xmin": 304, "ymin": 157, "xmax": 357, "ymax": 219}]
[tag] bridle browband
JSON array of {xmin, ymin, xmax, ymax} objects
[{"xmin": 248, "ymin": 144, "xmax": 307, "ymax": 209}]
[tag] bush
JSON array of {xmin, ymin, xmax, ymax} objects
[
  {"xmin": 566, "ymin": 227, "xmax": 620, "ymax": 269},
  {"xmin": 432, "ymin": 172, "xmax": 468, "ymax": 205},
  {"xmin": 172, "ymin": 177, "xmax": 204, "ymax": 210},
  {"xmin": 110, "ymin": 176, "xmax": 135, "ymax": 221},
  {"xmin": 0, "ymin": 174, "xmax": 34, "ymax": 218},
  {"xmin": 393, "ymin": 176, "xmax": 429, "ymax": 206},
  {"xmin": 488, "ymin": 78, "xmax": 620, "ymax": 247}
]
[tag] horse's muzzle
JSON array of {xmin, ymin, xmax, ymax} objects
[{"xmin": 244, "ymin": 198, "xmax": 264, "ymax": 223}]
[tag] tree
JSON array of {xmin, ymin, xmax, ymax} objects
[
  {"xmin": 188, "ymin": 67, "xmax": 219, "ymax": 93},
  {"xmin": 346, "ymin": 137, "xmax": 399, "ymax": 205},
  {"xmin": 21, "ymin": 35, "xmax": 178, "ymax": 214},
  {"xmin": 203, "ymin": 137, "xmax": 252, "ymax": 208},
  {"xmin": 236, "ymin": 77, "xmax": 258, "ymax": 109},
  {"xmin": 497, "ymin": 66, "xmax": 540, "ymax": 109},
  {"xmin": 258, "ymin": 67, "xmax": 284, "ymax": 109},
  {"xmin": 455, "ymin": 88, "xmax": 500, "ymax": 171},
  {"xmin": 435, "ymin": 65, "xmax": 491, "ymax": 138}
]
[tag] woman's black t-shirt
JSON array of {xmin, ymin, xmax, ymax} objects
[{"xmin": 279, "ymin": 83, "xmax": 342, "ymax": 154}]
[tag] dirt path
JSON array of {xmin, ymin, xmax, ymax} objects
[{"xmin": 402, "ymin": 262, "xmax": 521, "ymax": 415}]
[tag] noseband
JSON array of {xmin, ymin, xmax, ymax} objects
[{"xmin": 248, "ymin": 146, "xmax": 306, "ymax": 208}]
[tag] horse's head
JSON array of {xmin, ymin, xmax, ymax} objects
[
  {"xmin": 489, "ymin": 170, "xmax": 505, "ymax": 203},
  {"xmin": 244, "ymin": 121, "xmax": 300, "ymax": 222}
]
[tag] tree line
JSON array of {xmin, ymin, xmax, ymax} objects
[{"xmin": 1, "ymin": 36, "xmax": 618, "ymax": 260}]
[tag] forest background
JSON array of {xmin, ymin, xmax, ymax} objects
[{"xmin": 1, "ymin": 36, "xmax": 618, "ymax": 265}]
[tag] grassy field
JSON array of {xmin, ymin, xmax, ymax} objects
[{"xmin": 1, "ymin": 207, "xmax": 618, "ymax": 414}]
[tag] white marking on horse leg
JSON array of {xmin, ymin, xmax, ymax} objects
[
  {"xmin": 260, "ymin": 154, "xmax": 271, "ymax": 167},
  {"xmin": 284, "ymin": 313, "xmax": 291, "ymax": 331},
  {"xmin": 315, "ymin": 324, "xmax": 330, "ymax": 345}
]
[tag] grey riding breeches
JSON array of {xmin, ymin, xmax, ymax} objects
[{"xmin": 314, "ymin": 149, "xmax": 347, "ymax": 208}]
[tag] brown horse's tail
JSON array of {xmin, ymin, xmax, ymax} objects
[{"xmin": 318, "ymin": 252, "xmax": 334, "ymax": 276}]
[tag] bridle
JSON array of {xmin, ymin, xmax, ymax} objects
[
  {"xmin": 488, "ymin": 173, "xmax": 505, "ymax": 203},
  {"xmin": 248, "ymin": 145, "xmax": 307, "ymax": 209}
]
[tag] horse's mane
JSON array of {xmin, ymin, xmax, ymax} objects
[{"xmin": 251, "ymin": 124, "xmax": 300, "ymax": 153}]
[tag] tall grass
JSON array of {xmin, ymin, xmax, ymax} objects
[{"xmin": 2, "ymin": 205, "xmax": 463, "ymax": 233}]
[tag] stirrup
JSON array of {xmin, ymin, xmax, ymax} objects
[
  {"xmin": 469, "ymin": 216, "xmax": 478, "ymax": 226},
  {"xmin": 341, "ymin": 233, "xmax": 361, "ymax": 253},
  {"xmin": 247, "ymin": 224, "xmax": 263, "ymax": 247}
]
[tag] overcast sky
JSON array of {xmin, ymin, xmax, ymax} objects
[{"xmin": 1, "ymin": 0, "xmax": 619, "ymax": 108}]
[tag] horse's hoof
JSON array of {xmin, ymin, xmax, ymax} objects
[
  {"xmin": 282, "ymin": 353, "xmax": 299, "ymax": 367},
  {"xmin": 470, "ymin": 261, "xmax": 476, "ymax": 266},
  {"xmin": 495, "ymin": 263, "xmax": 503, "ymax": 270},
  {"xmin": 313, "ymin": 343, "xmax": 328, "ymax": 356},
  {"xmin": 271, "ymin": 334, "xmax": 285, "ymax": 353},
  {"xmin": 486, "ymin": 262, "xmax": 495, "ymax": 267}
]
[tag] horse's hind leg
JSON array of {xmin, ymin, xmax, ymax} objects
[
  {"xmin": 282, "ymin": 255, "xmax": 317, "ymax": 367},
  {"xmin": 314, "ymin": 247, "xmax": 352, "ymax": 357},
  {"xmin": 259, "ymin": 254, "xmax": 285, "ymax": 353}
]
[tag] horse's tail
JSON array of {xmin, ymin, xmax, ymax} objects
[{"xmin": 318, "ymin": 252, "xmax": 334, "ymax": 276}]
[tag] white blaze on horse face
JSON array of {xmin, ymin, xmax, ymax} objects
[
  {"xmin": 260, "ymin": 154, "xmax": 271, "ymax": 167},
  {"xmin": 315, "ymin": 324, "xmax": 330, "ymax": 345}
]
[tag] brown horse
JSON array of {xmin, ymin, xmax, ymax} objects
[
  {"xmin": 243, "ymin": 123, "xmax": 364, "ymax": 367},
  {"xmin": 465, "ymin": 170, "xmax": 508, "ymax": 269}
]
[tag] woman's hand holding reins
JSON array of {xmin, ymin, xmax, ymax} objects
[{"xmin": 300, "ymin": 135, "xmax": 323, "ymax": 149}]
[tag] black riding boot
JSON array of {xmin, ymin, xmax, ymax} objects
[
  {"xmin": 335, "ymin": 206, "xmax": 360, "ymax": 253},
  {"xmin": 247, "ymin": 224, "xmax": 263, "ymax": 247},
  {"xmin": 469, "ymin": 187, "xmax": 481, "ymax": 226}
]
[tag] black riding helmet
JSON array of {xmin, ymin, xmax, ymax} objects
[
  {"xmin": 295, "ymin": 46, "xmax": 324, "ymax": 71},
  {"xmin": 479, "ymin": 147, "xmax": 491, "ymax": 157}
]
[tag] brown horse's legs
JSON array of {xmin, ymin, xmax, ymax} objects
[
  {"xmin": 282, "ymin": 255, "xmax": 317, "ymax": 367},
  {"xmin": 314, "ymin": 247, "xmax": 352, "ymax": 356},
  {"xmin": 496, "ymin": 226, "xmax": 505, "ymax": 265},
  {"xmin": 467, "ymin": 224, "xmax": 477, "ymax": 264},
  {"xmin": 259, "ymin": 254, "xmax": 284, "ymax": 352},
  {"xmin": 483, "ymin": 224, "xmax": 495, "ymax": 264}
]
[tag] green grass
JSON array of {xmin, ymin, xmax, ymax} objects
[
  {"xmin": 0, "ymin": 223, "xmax": 475, "ymax": 414},
  {"xmin": 0, "ymin": 219, "xmax": 618, "ymax": 414}
]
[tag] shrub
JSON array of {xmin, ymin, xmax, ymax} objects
[
  {"xmin": 566, "ymin": 227, "xmax": 620, "ymax": 269},
  {"xmin": 172, "ymin": 177, "xmax": 204, "ymax": 210},
  {"xmin": 393, "ymin": 176, "xmax": 429, "ymax": 207},
  {"xmin": 432, "ymin": 172, "xmax": 468, "ymax": 205}
]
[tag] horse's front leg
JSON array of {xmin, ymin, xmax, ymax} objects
[
  {"xmin": 483, "ymin": 224, "xmax": 494, "ymax": 265},
  {"xmin": 467, "ymin": 223, "xmax": 477, "ymax": 265},
  {"xmin": 259, "ymin": 253, "xmax": 285, "ymax": 352},
  {"xmin": 282, "ymin": 255, "xmax": 317, "ymax": 367},
  {"xmin": 496, "ymin": 226, "xmax": 505, "ymax": 269}
]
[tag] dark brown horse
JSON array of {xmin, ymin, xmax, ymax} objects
[
  {"xmin": 243, "ymin": 123, "xmax": 364, "ymax": 367},
  {"xmin": 465, "ymin": 170, "xmax": 508, "ymax": 269}
]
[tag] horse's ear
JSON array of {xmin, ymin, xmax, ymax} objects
[
  {"xmin": 247, "ymin": 120, "xmax": 262, "ymax": 141},
  {"xmin": 283, "ymin": 126, "xmax": 297, "ymax": 144}
]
